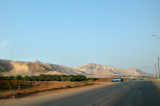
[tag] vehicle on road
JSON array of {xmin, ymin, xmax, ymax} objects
[{"xmin": 112, "ymin": 78, "xmax": 123, "ymax": 82}]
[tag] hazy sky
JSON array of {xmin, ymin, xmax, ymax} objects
[{"xmin": 0, "ymin": 0, "xmax": 160, "ymax": 73}]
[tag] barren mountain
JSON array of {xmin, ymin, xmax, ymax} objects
[
  {"xmin": 75, "ymin": 63, "xmax": 151, "ymax": 77},
  {"xmin": 0, "ymin": 59, "xmax": 151, "ymax": 77},
  {"xmin": 0, "ymin": 59, "xmax": 80, "ymax": 76}
]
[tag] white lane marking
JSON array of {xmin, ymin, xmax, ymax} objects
[
  {"xmin": 98, "ymin": 82, "xmax": 137, "ymax": 106},
  {"xmin": 99, "ymin": 99, "xmax": 111, "ymax": 106}
]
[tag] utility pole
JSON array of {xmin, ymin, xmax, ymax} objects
[
  {"xmin": 150, "ymin": 34, "xmax": 160, "ymax": 79},
  {"xmin": 155, "ymin": 64, "xmax": 157, "ymax": 79},
  {"xmin": 148, "ymin": 52, "xmax": 159, "ymax": 78},
  {"xmin": 158, "ymin": 57, "xmax": 160, "ymax": 79}
]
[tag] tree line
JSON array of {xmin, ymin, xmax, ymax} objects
[{"xmin": 0, "ymin": 74, "xmax": 98, "ymax": 82}]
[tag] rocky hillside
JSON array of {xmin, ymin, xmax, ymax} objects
[
  {"xmin": 75, "ymin": 63, "xmax": 151, "ymax": 77},
  {"xmin": 0, "ymin": 59, "xmax": 151, "ymax": 77},
  {"xmin": 0, "ymin": 59, "xmax": 81, "ymax": 76}
]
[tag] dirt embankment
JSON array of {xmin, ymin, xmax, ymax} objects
[
  {"xmin": 0, "ymin": 81, "xmax": 93, "ymax": 99},
  {"xmin": 95, "ymin": 77, "xmax": 114, "ymax": 82},
  {"xmin": 0, "ymin": 81, "xmax": 116, "ymax": 105},
  {"xmin": 152, "ymin": 79, "xmax": 160, "ymax": 90}
]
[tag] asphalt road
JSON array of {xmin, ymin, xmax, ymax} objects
[{"xmin": 2, "ymin": 81, "xmax": 160, "ymax": 106}]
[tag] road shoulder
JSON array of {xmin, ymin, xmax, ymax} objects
[{"xmin": 0, "ymin": 82, "xmax": 117, "ymax": 105}]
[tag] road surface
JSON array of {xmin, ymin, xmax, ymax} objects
[{"xmin": 1, "ymin": 81, "xmax": 160, "ymax": 106}]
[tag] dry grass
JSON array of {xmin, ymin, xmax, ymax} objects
[
  {"xmin": 156, "ymin": 79, "xmax": 160, "ymax": 82},
  {"xmin": 152, "ymin": 79, "xmax": 160, "ymax": 90},
  {"xmin": 0, "ymin": 81, "xmax": 93, "ymax": 99},
  {"xmin": 95, "ymin": 77, "xmax": 114, "ymax": 82}
]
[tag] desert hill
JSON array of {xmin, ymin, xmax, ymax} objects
[
  {"xmin": 75, "ymin": 63, "xmax": 151, "ymax": 77},
  {"xmin": 0, "ymin": 59, "xmax": 151, "ymax": 77},
  {"xmin": 0, "ymin": 59, "xmax": 80, "ymax": 76}
]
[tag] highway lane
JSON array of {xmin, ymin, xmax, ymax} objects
[
  {"xmin": 105, "ymin": 81, "xmax": 160, "ymax": 106},
  {"xmin": 2, "ymin": 81, "xmax": 160, "ymax": 106},
  {"xmin": 38, "ymin": 81, "xmax": 135, "ymax": 106}
]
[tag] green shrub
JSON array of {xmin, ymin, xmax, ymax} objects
[
  {"xmin": 73, "ymin": 84, "xmax": 79, "ymax": 87},
  {"xmin": 59, "ymin": 86, "xmax": 64, "ymax": 89},
  {"xmin": 66, "ymin": 84, "xmax": 71, "ymax": 88}
]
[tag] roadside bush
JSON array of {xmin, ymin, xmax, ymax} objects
[
  {"xmin": 59, "ymin": 86, "xmax": 64, "ymax": 89},
  {"xmin": 73, "ymin": 84, "xmax": 79, "ymax": 87},
  {"xmin": 0, "ymin": 75, "xmax": 98, "ymax": 82},
  {"xmin": 66, "ymin": 84, "xmax": 71, "ymax": 88}
]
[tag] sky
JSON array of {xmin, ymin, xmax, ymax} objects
[{"xmin": 0, "ymin": 0, "xmax": 160, "ymax": 74}]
